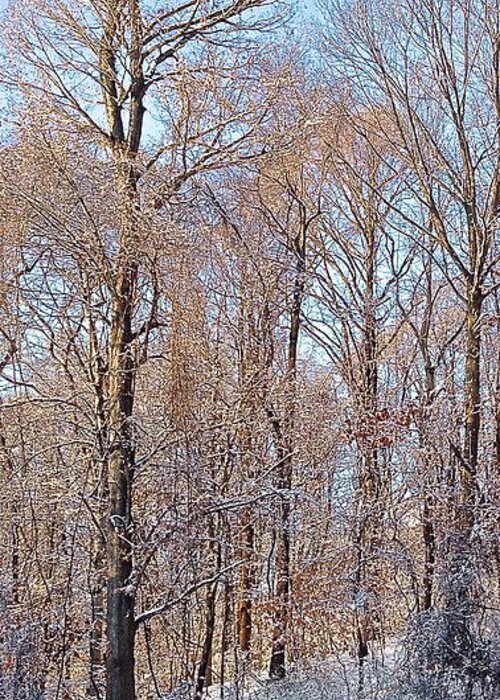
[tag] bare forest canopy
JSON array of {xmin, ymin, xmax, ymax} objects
[{"xmin": 0, "ymin": 1, "xmax": 498, "ymax": 699}]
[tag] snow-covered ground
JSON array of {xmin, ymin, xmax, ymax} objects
[
  {"xmin": 165, "ymin": 635, "xmax": 499, "ymax": 700},
  {"xmin": 168, "ymin": 645, "xmax": 402, "ymax": 700}
]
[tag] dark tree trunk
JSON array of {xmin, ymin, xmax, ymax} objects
[
  {"xmin": 462, "ymin": 284, "xmax": 483, "ymax": 527},
  {"xmin": 269, "ymin": 201, "xmax": 307, "ymax": 680},
  {"xmin": 88, "ymin": 356, "xmax": 108, "ymax": 699},
  {"xmin": 422, "ymin": 491, "xmax": 436, "ymax": 611},
  {"xmin": 194, "ymin": 585, "xmax": 217, "ymax": 700},
  {"xmin": 236, "ymin": 294, "xmax": 257, "ymax": 659},
  {"xmin": 99, "ymin": 5, "xmax": 143, "ymax": 695},
  {"xmin": 269, "ymin": 477, "xmax": 291, "ymax": 680},
  {"xmin": 420, "ymin": 277, "xmax": 437, "ymax": 610},
  {"xmin": 106, "ymin": 251, "xmax": 138, "ymax": 700},
  {"xmin": 355, "ymin": 225, "xmax": 382, "ymax": 661},
  {"xmin": 220, "ymin": 577, "xmax": 232, "ymax": 692},
  {"xmin": 238, "ymin": 510, "xmax": 254, "ymax": 655},
  {"xmin": 421, "ymin": 360, "xmax": 437, "ymax": 612}
]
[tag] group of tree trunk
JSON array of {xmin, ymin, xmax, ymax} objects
[{"xmin": 0, "ymin": 1, "xmax": 498, "ymax": 699}]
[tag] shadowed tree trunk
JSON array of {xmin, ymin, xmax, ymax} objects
[
  {"xmin": 106, "ymin": 245, "xmax": 138, "ymax": 700},
  {"xmin": 416, "ymin": 255, "xmax": 438, "ymax": 613},
  {"xmin": 462, "ymin": 284, "xmax": 483, "ymax": 529},
  {"xmin": 195, "ymin": 584, "xmax": 218, "ymax": 700},
  {"xmin": 354, "ymin": 221, "xmax": 383, "ymax": 663},
  {"xmin": 269, "ymin": 193, "xmax": 309, "ymax": 680},
  {"xmin": 100, "ymin": 4, "xmax": 144, "ymax": 697},
  {"xmin": 238, "ymin": 505, "xmax": 254, "ymax": 656}
]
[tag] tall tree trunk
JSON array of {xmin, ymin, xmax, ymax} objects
[
  {"xmin": 88, "ymin": 327, "xmax": 108, "ymax": 699},
  {"xmin": 238, "ymin": 509, "xmax": 254, "ymax": 655},
  {"xmin": 106, "ymin": 246, "xmax": 138, "ymax": 700},
  {"xmin": 419, "ymin": 260, "xmax": 437, "ymax": 612},
  {"xmin": 220, "ymin": 575, "xmax": 232, "ymax": 694},
  {"xmin": 195, "ymin": 584, "xmax": 218, "ymax": 700},
  {"xmin": 462, "ymin": 284, "xmax": 483, "ymax": 528},
  {"xmin": 269, "ymin": 202, "xmax": 307, "ymax": 680},
  {"xmin": 268, "ymin": 461, "xmax": 291, "ymax": 680},
  {"xmin": 444, "ymin": 284, "xmax": 483, "ymax": 612},
  {"xmin": 236, "ymin": 292, "xmax": 257, "ymax": 660},
  {"xmin": 421, "ymin": 364, "xmax": 437, "ymax": 612},
  {"xmin": 355, "ymin": 224, "xmax": 381, "ymax": 662},
  {"xmin": 195, "ymin": 501, "xmax": 223, "ymax": 700},
  {"xmin": 100, "ymin": 5, "xmax": 144, "ymax": 692}
]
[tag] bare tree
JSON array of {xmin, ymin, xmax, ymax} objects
[{"xmin": 321, "ymin": 0, "xmax": 499, "ymax": 575}]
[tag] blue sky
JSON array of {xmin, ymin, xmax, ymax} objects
[{"xmin": 0, "ymin": 0, "xmax": 319, "ymax": 18}]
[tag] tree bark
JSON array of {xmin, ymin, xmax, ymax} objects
[
  {"xmin": 355, "ymin": 224, "xmax": 382, "ymax": 661},
  {"xmin": 100, "ymin": 4, "xmax": 143, "ymax": 695},
  {"xmin": 238, "ymin": 510, "xmax": 254, "ymax": 655},
  {"xmin": 194, "ymin": 585, "xmax": 217, "ymax": 700},
  {"xmin": 88, "ymin": 325, "xmax": 108, "ymax": 699},
  {"xmin": 462, "ymin": 284, "xmax": 483, "ymax": 527},
  {"xmin": 419, "ymin": 261, "xmax": 437, "ymax": 612},
  {"xmin": 269, "ymin": 201, "xmax": 307, "ymax": 680},
  {"xmin": 106, "ymin": 238, "xmax": 138, "ymax": 700}
]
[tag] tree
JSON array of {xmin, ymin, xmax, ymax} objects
[
  {"xmin": 321, "ymin": 0, "xmax": 499, "ymax": 588},
  {"xmin": 1, "ymin": 2, "xmax": 285, "ymax": 697},
  {"xmin": 0, "ymin": 2, "xmax": 498, "ymax": 698}
]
